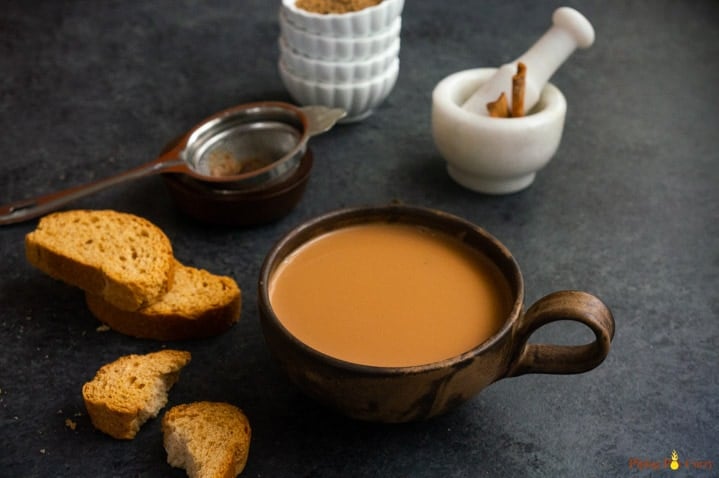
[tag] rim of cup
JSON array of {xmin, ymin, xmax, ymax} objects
[
  {"xmin": 279, "ymin": 36, "xmax": 400, "ymax": 83},
  {"xmin": 278, "ymin": 58, "xmax": 399, "ymax": 121},
  {"xmin": 281, "ymin": 0, "xmax": 405, "ymax": 37},
  {"xmin": 280, "ymin": 13, "xmax": 401, "ymax": 61},
  {"xmin": 280, "ymin": 57, "xmax": 399, "ymax": 91}
]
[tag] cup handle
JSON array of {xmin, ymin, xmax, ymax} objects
[{"xmin": 507, "ymin": 290, "xmax": 615, "ymax": 377}]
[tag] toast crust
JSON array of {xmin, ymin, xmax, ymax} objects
[
  {"xmin": 25, "ymin": 210, "xmax": 174, "ymax": 311},
  {"xmin": 85, "ymin": 261, "xmax": 242, "ymax": 340},
  {"xmin": 82, "ymin": 350, "xmax": 191, "ymax": 439},
  {"xmin": 162, "ymin": 401, "xmax": 251, "ymax": 478}
]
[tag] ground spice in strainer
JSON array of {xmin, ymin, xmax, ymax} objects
[{"xmin": 295, "ymin": 0, "xmax": 382, "ymax": 14}]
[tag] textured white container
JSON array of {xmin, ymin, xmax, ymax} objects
[
  {"xmin": 432, "ymin": 68, "xmax": 567, "ymax": 194},
  {"xmin": 279, "ymin": 36, "xmax": 400, "ymax": 84},
  {"xmin": 280, "ymin": 0, "xmax": 404, "ymax": 37},
  {"xmin": 279, "ymin": 58, "xmax": 399, "ymax": 122},
  {"xmin": 280, "ymin": 12, "xmax": 401, "ymax": 61}
]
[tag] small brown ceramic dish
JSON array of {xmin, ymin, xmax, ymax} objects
[
  {"xmin": 258, "ymin": 205, "xmax": 615, "ymax": 422},
  {"xmin": 162, "ymin": 148, "xmax": 313, "ymax": 226}
]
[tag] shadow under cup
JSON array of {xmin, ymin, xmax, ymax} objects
[{"xmin": 258, "ymin": 205, "xmax": 615, "ymax": 422}]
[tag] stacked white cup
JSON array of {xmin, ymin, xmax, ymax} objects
[{"xmin": 278, "ymin": 0, "xmax": 404, "ymax": 122}]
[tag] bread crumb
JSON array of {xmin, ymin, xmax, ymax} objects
[
  {"xmin": 96, "ymin": 324, "xmax": 110, "ymax": 332},
  {"xmin": 65, "ymin": 418, "xmax": 77, "ymax": 430},
  {"xmin": 40, "ymin": 449, "xmax": 46, "ymax": 454}
]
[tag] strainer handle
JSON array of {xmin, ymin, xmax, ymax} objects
[
  {"xmin": 301, "ymin": 106, "xmax": 346, "ymax": 136},
  {"xmin": 0, "ymin": 157, "xmax": 183, "ymax": 226}
]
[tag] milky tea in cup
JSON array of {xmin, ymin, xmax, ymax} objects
[{"xmin": 269, "ymin": 221, "xmax": 513, "ymax": 367}]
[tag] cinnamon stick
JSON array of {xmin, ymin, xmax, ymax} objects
[
  {"xmin": 486, "ymin": 92, "xmax": 510, "ymax": 118},
  {"xmin": 511, "ymin": 62, "xmax": 527, "ymax": 118}
]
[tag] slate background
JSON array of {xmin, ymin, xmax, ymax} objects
[{"xmin": 1, "ymin": 1, "xmax": 717, "ymax": 477}]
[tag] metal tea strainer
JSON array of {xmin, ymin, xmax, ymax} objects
[{"xmin": 0, "ymin": 101, "xmax": 344, "ymax": 225}]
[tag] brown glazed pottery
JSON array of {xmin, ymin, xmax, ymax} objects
[
  {"xmin": 162, "ymin": 148, "xmax": 313, "ymax": 226},
  {"xmin": 257, "ymin": 205, "xmax": 615, "ymax": 422}
]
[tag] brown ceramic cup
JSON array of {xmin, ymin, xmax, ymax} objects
[{"xmin": 258, "ymin": 205, "xmax": 615, "ymax": 422}]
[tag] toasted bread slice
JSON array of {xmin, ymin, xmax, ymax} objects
[
  {"xmin": 25, "ymin": 210, "xmax": 174, "ymax": 311},
  {"xmin": 85, "ymin": 260, "xmax": 241, "ymax": 340},
  {"xmin": 82, "ymin": 349, "xmax": 191, "ymax": 439},
  {"xmin": 162, "ymin": 401, "xmax": 251, "ymax": 478}
]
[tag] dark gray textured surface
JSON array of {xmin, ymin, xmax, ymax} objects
[{"xmin": 1, "ymin": 1, "xmax": 717, "ymax": 477}]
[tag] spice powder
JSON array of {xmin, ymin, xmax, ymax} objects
[{"xmin": 295, "ymin": 0, "xmax": 383, "ymax": 14}]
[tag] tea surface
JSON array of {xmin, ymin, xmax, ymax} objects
[{"xmin": 269, "ymin": 223, "xmax": 512, "ymax": 367}]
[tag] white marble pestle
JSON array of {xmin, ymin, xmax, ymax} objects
[{"xmin": 461, "ymin": 7, "xmax": 594, "ymax": 115}]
